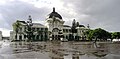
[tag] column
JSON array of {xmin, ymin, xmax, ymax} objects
[
  {"xmin": 17, "ymin": 34, "xmax": 19, "ymax": 40},
  {"xmin": 22, "ymin": 34, "xmax": 24, "ymax": 41}
]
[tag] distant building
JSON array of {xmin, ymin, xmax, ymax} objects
[
  {"xmin": 0, "ymin": 31, "xmax": 2, "ymax": 40},
  {"xmin": 2, "ymin": 37, "xmax": 9, "ymax": 40},
  {"xmin": 10, "ymin": 8, "xmax": 89, "ymax": 41}
]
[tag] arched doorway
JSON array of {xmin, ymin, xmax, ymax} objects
[
  {"xmin": 52, "ymin": 28, "xmax": 59, "ymax": 40},
  {"xmin": 19, "ymin": 35, "xmax": 22, "ymax": 41}
]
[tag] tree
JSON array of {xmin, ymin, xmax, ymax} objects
[
  {"xmin": 85, "ymin": 28, "xmax": 111, "ymax": 42},
  {"xmin": 71, "ymin": 19, "xmax": 77, "ymax": 40},
  {"xmin": 93, "ymin": 28, "xmax": 111, "ymax": 41},
  {"xmin": 71, "ymin": 19, "xmax": 77, "ymax": 33},
  {"xmin": 85, "ymin": 29, "xmax": 94, "ymax": 41},
  {"xmin": 72, "ymin": 19, "xmax": 76, "ymax": 28},
  {"xmin": 25, "ymin": 26, "xmax": 33, "ymax": 41},
  {"xmin": 24, "ymin": 15, "xmax": 33, "ymax": 41},
  {"xmin": 76, "ymin": 22, "xmax": 79, "ymax": 27},
  {"xmin": 111, "ymin": 32, "xmax": 120, "ymax": 39}
]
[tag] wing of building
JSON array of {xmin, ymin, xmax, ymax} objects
[{"xmin": 10, "ymin": 8, "xmax": 89, "ymax": 41}]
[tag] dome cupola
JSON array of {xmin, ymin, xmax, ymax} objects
[{"xmin": 47, "ymin": 7, "xmax": 62, "ymax": 19}]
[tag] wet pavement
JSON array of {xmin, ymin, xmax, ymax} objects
[{"xmin": 0, "ymin": 40, "xmax": 120, "ymax": 59}]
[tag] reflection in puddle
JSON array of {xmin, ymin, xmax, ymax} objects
[{"xmin": 0, "ymin": 41, "xmax": 120, "ymax": 59}]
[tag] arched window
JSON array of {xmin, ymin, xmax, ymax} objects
[
  {"xmin": 36, "ymin": 35, "xmax": 39, "ymax": 40},
  {"xmin": 15, "ymin": 35, "xmax": 17, "ymax": 39},
  {"xmin": 19, "ymin": 35, "xmax": 22, "ymax": 41},
  {"xmin": 66, "ymin": 36, "xmax": 68, "ymax": 39}
]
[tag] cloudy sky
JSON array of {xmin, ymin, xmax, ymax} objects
[{"xmin": 0, "ymin": 0, "xmax": 120, "ymax": 36}]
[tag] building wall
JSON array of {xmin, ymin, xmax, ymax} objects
[
  {"xmin": 63, "ymin": 27, "xmax": 72, "ymax": 40},
  {"xmin": 76, "ymin": 27, "xmax": 88, "ymax": 40},
  {"xmin": 45, "ymin": 17, "xmax": 65, "ymax": 40},
  {"xmin": 10, "ymin": 22, "xmax": 48, "ymax": 41},
  {"xmin": 10, "ymin": 31, "xmax": 14, "ymax": 40},
  {"xmin": 45, "ymin": 18, "xmax": 64, "ymax": 32}
]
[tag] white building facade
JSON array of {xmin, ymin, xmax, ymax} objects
[{"xmin": 10, "ymin": 8, "xmax": 89, "ymax": 41}]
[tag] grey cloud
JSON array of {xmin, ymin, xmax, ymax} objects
[
  {"xmin": 61, "ymin": 0, "xmax": 120, "ymax": 32},
  {"xmin": 0, "ymin": 0, "xmax": 120, "ymax": 33},
  {"xmin": 0, "ymin": 0, "xmax": 49, "ymax": 30}
]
